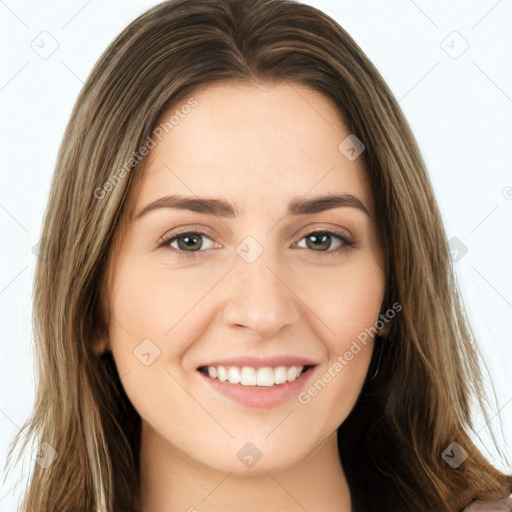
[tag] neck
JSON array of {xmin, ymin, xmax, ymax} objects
[{"xmin": 139, "ymin": 422, "xmax": 351, "ymax": 512}]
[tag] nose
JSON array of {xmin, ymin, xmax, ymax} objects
[{"xmin": 222, "ymin": 254, "xmax": 301, "ymax": 339}]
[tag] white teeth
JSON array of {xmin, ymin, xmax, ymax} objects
[
  {"xmin": 256, "ymin": 367, "xmax": 274, "ymax": 387},
  {"xmin": 274, "ymin": 366, "xmax": 287, "ymax": 384},
  {"xmin": 217, "ymin": 366, "xmax": 228, "ymax": 382},
  {"xmin": 227, "ymin": 366, "xmax": 241, "ymax": 384},
  {"xmin": 240, "ymin": 366, "xmax": 257, "ymax": 386},
  {"xmin": 204, "ymin": 364, "xmax": 305, "ymax": 386},
  {"xmin": 286, "ymin": 366, "xmax": 297, "ymax": 381}
]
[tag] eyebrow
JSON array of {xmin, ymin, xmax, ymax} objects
[{"xmin": 134, "ymin": 193, "xmax": 371, "ymax": 219}]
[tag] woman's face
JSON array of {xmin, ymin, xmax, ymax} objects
[{"xmin": 106, "ymin": 81, "xmax": 386, "ymax": 474}]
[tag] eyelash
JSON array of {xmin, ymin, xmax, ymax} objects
[{"xmin": 158, "ymin": 228, "xmax": 355, "ymax": 259}]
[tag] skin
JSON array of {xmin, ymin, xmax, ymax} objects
[{"xmin": 103, "ymin": 81, "xmax": 386, "ymax": 512}]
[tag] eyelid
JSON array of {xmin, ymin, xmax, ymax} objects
[
  {"xmin": 291, "ymin": 228, "xmax": 355, "ymax": 255},
  {"xmin": 157, "ymin": 226, "xmax": 221, "ymax": 260},
  {"xmin": 158, "ymin": 225, "xmax": 356, "ymax": 260},
  {"xmin": 157, "ymin": 224, "xmax": 217, "ymax": 245},
  {"xmin": 291, "ymin": 222, "xmax": 356, "ymax": 247}
]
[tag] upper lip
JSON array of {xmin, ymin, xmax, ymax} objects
[{"xmin": 197, "ymin": 356, "xmax": 319, "ymax": 369}]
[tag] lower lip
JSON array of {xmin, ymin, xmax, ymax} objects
[{"xmin": 198, "ymin": 368, "xmax": 315, "ymax": 409}]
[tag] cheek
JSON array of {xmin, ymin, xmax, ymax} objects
[
  {"xmin": 106, "ymin": 254, "xmax": 231, "ymax": 417},
  {"xmin": 109, "ymin": 259, "xmax": 188, "ymax": 335},
  {"xmin": 105, "ymin": 257, "xmax": 221, "ymax": 438},
  {"xmin": 295, "ymin": 252, "xmax": 384, "ymax": 343},
  {"xmin": 330, "ymin": 269, "xmax": 384, "ymax": 341},
  {"xmin": 296, "ymin": 307, "xmax": 380, "ymax": 433},
  {"xmin": 294, "ymin": 255, "xmax": 384, "ymax": 414},
  {"xmin": 108, "ymin": 255, "xmax": 226, "ymax": 352}
]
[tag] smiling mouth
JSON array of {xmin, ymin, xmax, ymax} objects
[{"xmin": 198, "ymin": 364, "xmax": 314, "ymax": 387}]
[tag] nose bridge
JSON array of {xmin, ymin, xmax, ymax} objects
[{"xmin": 222, "ymin": 244, "xmax": 301, "ymax": 338}]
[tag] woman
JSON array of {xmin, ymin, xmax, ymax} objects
[{"xmin": 7, "ymin": 0, "xmax": 512, "ymax": 510}]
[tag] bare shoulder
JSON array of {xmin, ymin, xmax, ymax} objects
[{"xmin": 463, "ymin": 494, "xmax": 512, "ymax": 511}]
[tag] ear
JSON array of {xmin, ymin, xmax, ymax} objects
[
  {"xmin": 92, "ymin": 334, "xmax": 110, "ymax": 356},
  {"xmin": 377, "ymin": 301, "xmax": 398, "ymax": 338},
  {"xmin": 91, "ymin": 301, "xmax": 111, "ymax": 356},
  {"xmin": 378, "ymin": 320, "xmax": 391, "ymax": 338}
]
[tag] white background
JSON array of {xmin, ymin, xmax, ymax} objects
[{"xmin": 1, "ymin": 0, "xmax": 511, "ymax": 509}]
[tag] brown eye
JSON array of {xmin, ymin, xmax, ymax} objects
[
  {"xmin": 305, "ymin": 233, "xmax": 334, "ymax": 251},
  {"xmin": 165, "ymin": 232, "xmax": 216, "ymax": 252},
  {"xmin": 295, "ymin": 231, "xmax": 354, "ymax": 252}
]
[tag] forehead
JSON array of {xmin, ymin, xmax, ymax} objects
[{"xmin": 131, "ymin": 81, "xmax": 371, "ymax": 214}]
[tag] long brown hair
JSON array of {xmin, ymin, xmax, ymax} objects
[{"xmin": 6, "ymin": 0, "xmax": 511, "ymax": 510}]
